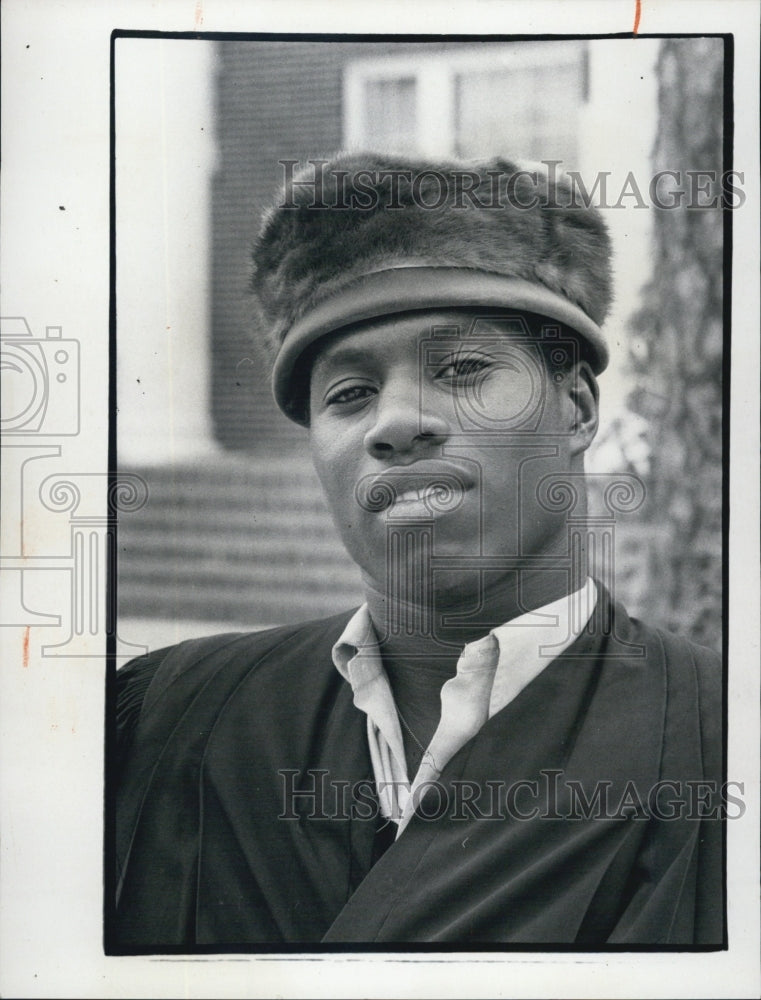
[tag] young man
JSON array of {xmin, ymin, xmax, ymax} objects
[{"xmin": 113, "ymin": 154, "xmax": 723, "ymax": 947}]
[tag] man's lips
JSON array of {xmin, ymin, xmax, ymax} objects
[{"xmin": 356, "ymin": 461, "xmax": 476, "ymax": 515}]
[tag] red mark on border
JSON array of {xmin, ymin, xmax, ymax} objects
[
  {"xmin": 23, "ymin": 626, "xmax": 30, "ymax": 668},
  {"xmin": 194, "ymin": 1, "xmax": 203, "ymax": 29},
  {"xmin": 633, "ymin": 0, "xmax": 642, "ymax": 34}
]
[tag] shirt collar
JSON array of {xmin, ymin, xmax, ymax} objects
[
  {"xmin": 332, "ymin": 605, "xmax": 378, "ymax": 682},
  {"xmin": 331, "ymin": 579, "xmax": 598, "ymax": 830},
  {"xmin": 488, "ymin": 576, "xmax": 597, "ymax": 714},
  {"xmin": 332, "ymin": 578, "xmax": 597, "ymax": 683}
]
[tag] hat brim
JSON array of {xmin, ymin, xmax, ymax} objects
[{"xmin": 271, "ymin": 266, "xmax": 609, "ymax": 423}]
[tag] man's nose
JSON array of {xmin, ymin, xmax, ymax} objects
[{"xmin": 363, "ymin": 385, "xmax": 449, "ymax": 459}]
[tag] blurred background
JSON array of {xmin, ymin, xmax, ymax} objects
[{"xmin": 115, "ymin": 36, "xmax": 724, "ymax": 652}]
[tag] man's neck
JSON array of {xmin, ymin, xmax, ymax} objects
[{"xmin": 363, "ymin": 566, "xmax": 584, "ymax": 667}]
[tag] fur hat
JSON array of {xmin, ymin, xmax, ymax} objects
[{"xmin": 250, "ymin": 152, "xmax": 612, "ymax": 424}]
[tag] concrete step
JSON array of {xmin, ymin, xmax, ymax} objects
[
  {"xmin": 119, "ymin": 505, "xmax": 337, "ymax": 533},
  {"xmin": 118, "ymin": 578, "xmax": 361, "ymax": 624},
  {"xmin": 118, "ymin": 551, "xmax": 362, "ymax": 588},
  {"xmin": 118, "ymin": 524, "xmax": 352, "ymax": 562},
  {"xmin": 132, "ymin": 478, "xmax": 333, "ymax": 512},
  {"xmin": 117, "ymin": 455, "xmax": 362, "ymax": 627}
]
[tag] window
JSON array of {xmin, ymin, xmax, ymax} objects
[{"xmin": 344, "ymin": 42, "xmax": 587, "ymax": 168}]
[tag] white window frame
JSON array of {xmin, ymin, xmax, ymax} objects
[{"xmin": 343, "ymin": 41, "xmax": 586, "ymax": 157}]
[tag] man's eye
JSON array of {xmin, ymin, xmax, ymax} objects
[
  {"xmin": 325, "ymin": 384, "xmax": 374, "ymax": 406},
  {"xmin": 436, "ymin": 356, "xmax": 492, "ymax": 383}
]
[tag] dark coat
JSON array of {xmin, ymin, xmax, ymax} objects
[{"xmin": 112, "ymin": 587, "xmax": 723, "ymax": 949}]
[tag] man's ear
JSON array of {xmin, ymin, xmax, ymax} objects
[{"xmin": 565, "ymin": 360, "xmax": 599, "ymax": 456}]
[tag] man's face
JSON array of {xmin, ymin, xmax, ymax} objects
[{"xmin": 308, "ymin": 310, "xmax": 598, "ymax": 598}]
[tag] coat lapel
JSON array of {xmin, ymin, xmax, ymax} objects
[{"xmin": 323, "ymin": 590, "xmax": 670, "ymax": 943}]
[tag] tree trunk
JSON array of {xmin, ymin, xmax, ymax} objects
[{"xmin": 628, "ymin": 38, "xmax": 724, "ymax": 649}]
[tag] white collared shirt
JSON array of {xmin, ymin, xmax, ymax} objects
[{"xmin": 331, "ymin": 578, "xmax": 597, "ymax": 836}]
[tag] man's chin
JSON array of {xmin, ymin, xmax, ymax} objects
[{"xmin": 360, "ymin": 562, "xmax": 506, "ymax": 609}]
